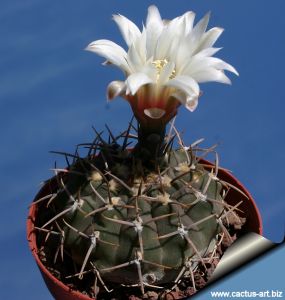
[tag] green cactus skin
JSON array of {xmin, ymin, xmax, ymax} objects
[{"xmin": 35, "ymin": 126, "xmax": 245, "ymax": 297}]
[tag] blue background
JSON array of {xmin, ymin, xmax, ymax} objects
[{"xmin": 0, "ymin": 0, "xmax": 284, "ymax": 299}]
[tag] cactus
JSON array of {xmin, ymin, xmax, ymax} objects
[
  {"xmin": 34, "ymin": 120, "xmax": 246, "ymax": 299},
  {"xmin": 32, "ymin": 5, "xmax": 244, "ymax": 299}
]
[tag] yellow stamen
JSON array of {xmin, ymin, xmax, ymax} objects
[
  {"xmin": 152, "ymin": 59, "xmax": 168, "ymax": 71},
  {"xmin": 152, "ymin": 59, "xmax": 176, "ymax": 81}
]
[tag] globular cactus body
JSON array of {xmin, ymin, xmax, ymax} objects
[{"xmin": 36, "ymin": 128, "xmax": 244, "ymax": 297}]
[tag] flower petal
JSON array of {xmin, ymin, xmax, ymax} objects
[
  {"xmin": 135, "ymin": 26, "xmax": 147, "ymax": 62},
  {"xmin": 192, "ymin": 12, "xmax": 210, "ymax": 41},
  {"xmin": 146, "ymin": 5, "xmax": 163, "ymax": 28},
  {"xmin": 196, "ymin": 47, "xmax": 222, "ymax": 57},
  {"xmin": 141, "ymin": 62, "xmax": 157, "ymax": 82},
  {"xmin": 208, "ymin": 57, "xmax": 239, "ymax": 75},
  {"xmin": 85, "ymin": 39, "xmax": 130, "ymax": 72},
  {"xmin": 145, "ymin": 5, "xmax": 164, "ymax": 58},
  {"xmin": 112, "ymin": 14, "xmax": 141, "ymax": 47},
  {"xmin": 155, "ymin": 17, "xmax": 181, "ymax": 60},
  {"xmin": 181, "ymin": 55, "xmax": 238, "ymax": 77},
  {"xmin": 125, "ymin": 72, "xmax": 153, "ymax": 95},
  {"xmin": 144, "ymin": 108, "xmax": 165, "ymax": 119},
  {"xmin": 195, "ymin": 27, "xmax": 224, "ymax": 53},
  {"xmin": 158, "ymin": 61, "xmax": 175, "ymax": 84},
  {"xmin": 127, "ymin": 44, "xmax": 144, "ymax": 72},
  {"xmin": 186, "ymin": 96, "xmax": 199, "ymax": 112},
  {"xmin": 183, "ymin": 11, "xmax": 196, "ymax": 35},
  {"xmin": 191, "ymin": 68, "xmax": 232, "ymax": 84},
  {"xmin": 172, "ymin": 91, "xmax": 199, "ymax": 112},
  {"xmin": 166, "ymin": 75, "xmax": 199, "ymax": 95},
  {"xmin": 170, "ymin": 13, "xmax": 210, "ymax": 68},
  {"xmin": 107, "ymin": 81, "xmax": 126, "ymax": 100},
  {"xmin": 179, "ymin": 47, "xmax": 222, "ymax": 75}
]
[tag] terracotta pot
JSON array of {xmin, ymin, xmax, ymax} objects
[{"xmin": 27, "ymin": 159, "xmax": 262, "ymax": 300}]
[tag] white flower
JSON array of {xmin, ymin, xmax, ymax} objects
[{"xmin": 86, "ymin": 5, "xmax": 238, "ymax": 125}]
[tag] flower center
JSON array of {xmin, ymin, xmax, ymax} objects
[
  {"xmin": 152, "ymin": 58, "xmax": 168, "ymax": 71},
  {"xmin": 152, "ymin": 59, "xmax": 176, "ymax": 81}
]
